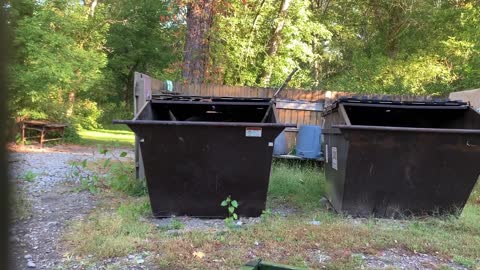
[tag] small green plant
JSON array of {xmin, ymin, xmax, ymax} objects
[
  {"xmin": 260, "ymin": 209, "xmax": 274, "ymax": 222},
  {"xmin": 221, "ymin": 195, "xmax": 239, "ymax": 227},
  {"xmin": 169, "ymin": 218, "xmax": 185, "ymax": 230},
  {"xmin": 70, "ymin": 158, "xmax": 103, "ymax": 193},
  {"xmin": 22, "ymin": 171, "xmax": 37, "ymax": 182},
  {"xmin": 69, "ymin": 144, "xmax": 147, "ymax": 196}
]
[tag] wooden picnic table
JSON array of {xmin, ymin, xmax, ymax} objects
[{"xmin": 21, "ymin": 120, "xmax": 68, "ymax": 147}]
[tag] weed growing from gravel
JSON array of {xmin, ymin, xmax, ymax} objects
[
  {"xmin": 22, "ymin": 170, "xmax": 37, "ymax": 182},
  {"xmin": 69, "ymin": 144, "xmax": 147, "ymax": 196}
]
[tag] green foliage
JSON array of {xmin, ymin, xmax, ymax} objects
[
  {"xmin": 22, "ymin": 170, "xmax": 37, "ymax": 182},
  {"xmin": 7, "ymin": 0, "xmax": 480, "ymax": 133},
  {"xmin": 69, "ymin": 145, "xmax": 147, "ymax": 196},
  {"xmin": 221, "ymin": 195, "xmax": 239, "ymax": 227},
  {"xmin": 117, "ymin": 199, "xmax": 151, "ymax": 220},
  {"xmin": 268, "ymin": 161, "xmax": 324, "ymax": 209},
  {"xmin": 8, "ymin": 0, "xmax": 108, "ymax": 128},
  {"xmin": 70, "ymin": 100, "xmax": 103, "ymax": 130},
  {"xmin": 453, "ymin": 255, "xmax": 476, "ymax": 269}
]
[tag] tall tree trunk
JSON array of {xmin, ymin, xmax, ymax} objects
[
  {"xmin": 88, "ymin": 0, "xmax": 98, "ymax": 17},
  {"xmin": 257, "ymin": 0, "xmax": 292, "ymax": 86},
  {"xmin": 182, "ymin": 1, "xmax": 215, "ymax": 84},
  {"xmin": 386, "ymin": 4, "xmax": 405, "ymax": 58},
  {"xmin": 66, "ymin": 92, "xmax": 75, "ymax": 117}
]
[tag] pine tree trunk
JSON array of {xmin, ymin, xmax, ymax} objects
[{"xmin": 182, "ymin": 1, "xmax": 215, "ymax": 84}]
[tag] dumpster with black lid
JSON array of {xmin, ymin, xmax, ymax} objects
[
  {"xmin": 114, "ymin": 95, "xmax": 293, "ymax": 217},
  {"xmin": 322, "ymin": 97, "xmax": 480, "ymax": 218}
]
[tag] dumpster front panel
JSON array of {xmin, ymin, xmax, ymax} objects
[
  {"xmin": 130, "ymin": 123, "xmax": 284, "ymax": 217},
  {"xmin": 340, "ymin": 129, "xmax": 480, "ymax": 217}
]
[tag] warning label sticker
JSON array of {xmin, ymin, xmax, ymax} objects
[
  {"xmin": 332, "ymin": 147, "xmax": 338, "ymax": 170},
  {"xmin": 246, "ymin": 127, "xmax": 262, "ymax": 137}
]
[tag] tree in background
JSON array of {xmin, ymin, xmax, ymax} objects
[
  {"xmin": 182, "ymin": 0, "xmax": 215, "ymax": 83},
  {"xmin": 5, "ymin": 0, "xmax": 480, "ymax": 132},
  {"xmin": 8, "ymin": 0, "xmax": 108, "ymax": 129},
  {"xmin": 95, "ymin": 0, "xmax": 184, "ymax": 123},
  {"xmin": 210, "ymin": 0, "xmax": 331, "ymax": 88},
  {"xmin": 318, "ymin": 0, "xmax": 480, "ymax": 95}
]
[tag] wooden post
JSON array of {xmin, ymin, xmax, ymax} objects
[
  {"xmin": 21, "ymin": 123, "xmax": 25, "ymax": 145},
  {"xmin": 133, "ymin": 72, "xmax": 151, "ymax": 180},
  {"xmin": 39, "ymin": 128, "xmax": 45, "ymax": 148}
]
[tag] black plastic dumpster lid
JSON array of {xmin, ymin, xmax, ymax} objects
[{"xmin": 323, "ymin": 96, "xmax": 469, "ymax": 116}]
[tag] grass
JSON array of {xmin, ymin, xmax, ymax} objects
[
  {"xmin": 77, "ymin": 128, "xmax": 134, "ymax": 147},
  {"xmin": 22, "ymin": 170, "xmax": 37, "ymax": 182},
  {"xmin": 63, "ymin": 161, "xmax": 480, "ymax": 269},
  {"xmin": 10, "ymin": 186, "xmax": 31, "ymax": 220}
]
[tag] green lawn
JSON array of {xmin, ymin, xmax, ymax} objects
[{"xmin": 77, "ymin": 128, "xmax": 135, "ymax": 147}]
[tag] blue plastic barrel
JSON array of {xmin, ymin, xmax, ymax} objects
[
  {"xmin": 296, "ymin": 125, "xmax": 322, "ymax": 159},
  {"xmin": 273, "ymin": 130, "xmax": 288, "ymax": 155}
]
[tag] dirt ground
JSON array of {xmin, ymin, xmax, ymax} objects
[{"xmin": 8, "ymin": 144, "xmax": 473, "ymax": 270}]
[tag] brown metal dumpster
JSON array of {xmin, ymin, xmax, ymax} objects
[
  {"xmin": 322, "ymin": 97, "xmax": 480, "ymax": 218},
  {"xmin": 114, "ymin": 95, "xmax": 293, "ymax": 218}
]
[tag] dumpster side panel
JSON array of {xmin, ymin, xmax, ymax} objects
[
  {"xmin": 323, "ymin": 131, "xmax": 349, "ymax": 212},
  {"xmin": 341, "ymin": 129, "xmax": 480, "ymax": 217},
  {"xmin": 130, "ymin": 124, "xmax": 283, "ymax": 217}
]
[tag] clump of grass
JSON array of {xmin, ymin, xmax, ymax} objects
[
  {"xmin": 22, "ymin": 170, "xmax": 37, "ymax": 182},
  {"xmin": 268, "ymin": 161, "xmax": 325, "ymax": 209},
  {"xmin": 64, "ymin": 198, "xmax": 154, "ymax": 258},
  {"xmin": 107, "ymin": 161, "xmax": 147, "ymax": 197},
  {"xmin": 453, "ymin": 255, "xmax": 476, "ymax": 269},
  {"xmin": 10, "ymin": 186, "xmax": 31, "ymax": 220},
  {"xmin": 169, "ymin": 219, "xmax": 185, "ymax": 230}
]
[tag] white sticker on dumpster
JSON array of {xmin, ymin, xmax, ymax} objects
[
  {"xmin": 332, "ymin": 147, "xmax": 338, "ymax": 170},
  {"xmin": 246, "ymin": 127, "xmax": 262, "ymax": 137}
]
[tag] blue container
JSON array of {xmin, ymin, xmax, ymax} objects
[
  {"xmin": 273, "ymin": 131, "xmax": 288, "ymax": 155},
  {"xmin": 296, "ymin": 125, "xmax": 322, "ymax": 159}
]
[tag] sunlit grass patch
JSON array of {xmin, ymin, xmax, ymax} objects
[{"xmin": 77, "ymin": 129, "xmax": 134, "ymax": 147}]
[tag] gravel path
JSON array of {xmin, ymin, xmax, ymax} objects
[{"xmin": 9, "ymin": 145, "xmax": 133, "ymax": 270}]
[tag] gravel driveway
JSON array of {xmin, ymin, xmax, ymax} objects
[{"xmin": 9, "ymin": 145, "xmax": 133, "ymax": 270}]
